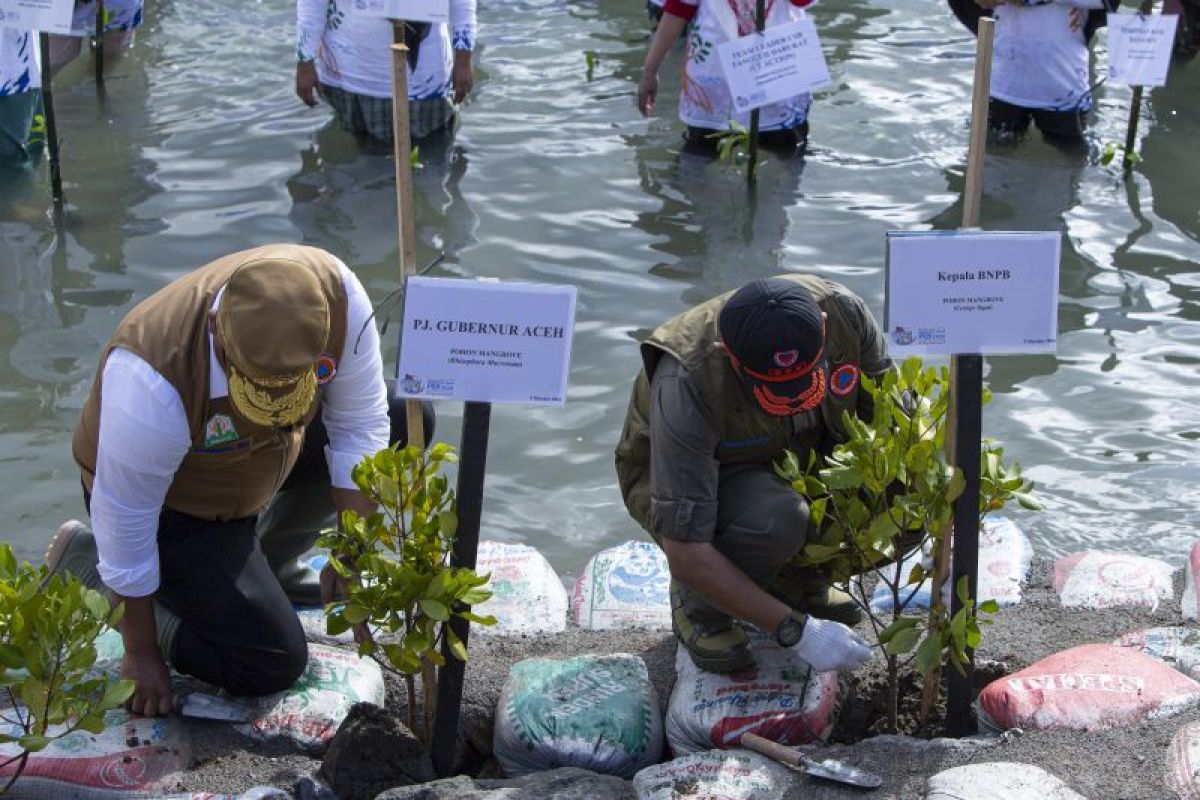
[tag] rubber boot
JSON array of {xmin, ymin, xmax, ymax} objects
[
  {"xmin": 671, "ymin": 580, "xmax": 754, "ymax": 674},
  {"xmin": 767, "ymin": 563, "xmax": 863, "ymax": 626},
  {"xmin": 46, "ymin": 520, "xmax": 183, "ymax": 660},
  {"xmin": 256, "ymin": 486, "xmax": 335, "ymax": 606}
]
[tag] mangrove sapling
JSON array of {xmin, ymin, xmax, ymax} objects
[
  {"xmin": 708, "ymin": 120, "xmax": 751, "ymax": 171},
  {"xmin": 0, "ymin": 543, "xmax": 134, "ymax": 794},
  {"xmin": 774, "ymin": 357, "xmax": 1039, "ymax": 733},
  {"xmin": 318, "ymin": 443, "xmax": 496, "ymax": 743}
]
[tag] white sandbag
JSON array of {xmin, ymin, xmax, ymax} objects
[
  {"xmin": 1183, "ymin": 542, "xmax": 1200, "ymax": 621},
  {"xmin": 570, "ymin": 540, "xmax": 671, "ymax": 631},
  {"xmin": 0, "ymin": 708, "xmax": 190, "ymax": 799},
  {"xmin": 473, "ymin": 541, "xmax": 568, "ymax": 636},
  {"xmin": 632, "ymin": 750, "xmax": 801, "ymax": 800},
  {"xmin": 494, "ymin": 653, "xmax": 663, "ymax": 779},
  {"xmin": 924, "ymin": 762, "xmax": 1086, "ymax": 799},
  {"xmin": 666, "ymin": 635, "xmax": 840, "ymax": 756},
  {"xmin": 179, "ymin": 643, "xmax": 385, "ymax": 753},
  {"xmin": 1053, "ymin": 550, "xmax": 1174, "ymax": 611},
  {"xmin": 1166, "ymin": 721, "xmax": 1200, "ymax": 800},
  {"xmin": 1115, "ymin": 627, "xmax": 1200, "ymax": 681},
  {"xmin": 977, "ymin": 644, "xmax": 1200, "ymax": 732},
  {"xmin": 295, "ymin": 606, "xmax": 354, "ymax": 645},
  {"xmin": 870, "ymin": 516, "xmax": 1032, "ymax": 613},
  {"xmin": 158, "ymin": 790, "xmax": 290, "ymax": 800}
]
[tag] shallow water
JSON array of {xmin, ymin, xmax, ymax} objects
[{"xmin": 0, "ymin": 0, "xmax": 1197, "ymax": 582}]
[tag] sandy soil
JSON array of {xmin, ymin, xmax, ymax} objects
[{"xmin": 164, "ymin": 558, "xmax": 1196, "ymax": 799}]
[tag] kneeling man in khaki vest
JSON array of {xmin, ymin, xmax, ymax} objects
[
  {"xmin": 51, "ymin": 244, "xmax": 420, "ymax": 716},
  {"xmin": 615, "ymin": 276, "xmax": 891, "ymax": 674}
]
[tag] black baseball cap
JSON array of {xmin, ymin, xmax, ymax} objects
[{"xmin": 718, "ymin": 278, "xmax": 827, "ymax": 416}]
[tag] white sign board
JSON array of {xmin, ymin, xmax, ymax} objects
[
  {"xmin": 0, "ymin": 0, "xmax": 73, "ymax": 34},
  {"xmin": 1107, "ymin": 13, "xmax": 1178, "ymax": 87},
  {"xmin": 717, "ymin": 17, "xmax": 830, "ymax": 113},
  {"xmin": 885, "ymin": 231, "xmax": 1061, "ymax": 356},
  {"xmin": 397, "ymin": 277, "xmax": 577, "ymax": 406},
  {"xmin": 349, "ymin": 0, "xmax": 449, "ymax": 24}
]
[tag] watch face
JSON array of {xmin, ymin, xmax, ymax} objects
[{"xmin": 777, "ymin": 617, "xmax": 803, "ymax": 647}]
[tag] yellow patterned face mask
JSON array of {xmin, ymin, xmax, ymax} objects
[{"xmin": 227, "ymin": 365, "xmax": 317, "ymax": 428}]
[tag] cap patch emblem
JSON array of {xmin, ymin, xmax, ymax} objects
[
  {"xmin": 316, "ymin": 354, "xmax": 338, "ymax": 385},
  {"xmin": 830, "ymin": 363, "xmax": 860, "ymax": 397},
  {"xmin": 773, "ymin": 350, "xmax": 799, "ymax": 369},
  {"xmin": 204, "ymin": 414, "xmax": 239, "ymax": 447}
]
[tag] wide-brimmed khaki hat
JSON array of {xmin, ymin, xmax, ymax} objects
[{"xmin": 216, "ymin": 257, "xmax": 330, "ymax": 428}]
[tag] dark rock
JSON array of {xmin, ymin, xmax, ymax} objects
[
  {"xmin": 374, "ymin": 767, "xmax": 634, "ymax": 800},
  {"xmin": 320, "ymin": 702, "xmax": 435, "ymax": 800},
  {"xmin": 295, "ymin": 771, "xmax": 339, "ymax": 800}
]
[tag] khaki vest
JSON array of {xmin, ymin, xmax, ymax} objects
[
  {"xmin": 73, "ymin": 244, "xmax": 349, "ymax": 521},
  {"xmin": 614, "ymin": 274, "xmax": 869, "ymax": 533}
]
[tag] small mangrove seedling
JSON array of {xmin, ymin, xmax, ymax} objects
[
  {"xmin": 1101, "ymin": 140, "xmax": 1141, "ymax": 168},
  {"xmin": 319, "ymin": 443, "xmax": 496, "ymax": 742},
  {"xmin": 585, "ymin": 50, "xmax": 598, "ymax": 80},
  {"xmin": 707, "ymin": 120, "xmax": 750, "ymax": 168},
  {"xmin": 0, "ymin": 544, "xmax": 134, "ymax": 794},
  {"xmin": 411, "ymin": 145, "xmax": 423, "ymax": 170}
]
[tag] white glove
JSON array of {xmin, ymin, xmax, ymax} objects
[{"xmin": 792, "ymin": 617, "xmax": 872, "ymax": 672}]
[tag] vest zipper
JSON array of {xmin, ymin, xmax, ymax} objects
[{"xmin": 272, "ymin": 428, "xmax": 289, "ymax": 497}]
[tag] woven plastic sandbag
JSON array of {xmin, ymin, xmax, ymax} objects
[
  {"xmin": 666, "ymin": 635, "xmax": 840, "ymax": 756},
  {"xmin": 494, "ymin": 654, "xmax": 663, "ymax": 778},
  {"xmin": 1053, "ymin": 550, "xmax": 1174, "ymax": 611},
  {"xmin": 570, "ymin": 540, "xmax": 671, "ymax": 631},
  {"xmin": 632, "ymin": 750, "xmax": 801, "ymax": 800},
  {"xmin": 473, "ymin": 541, "xmax": 568, "ymax": 636}
]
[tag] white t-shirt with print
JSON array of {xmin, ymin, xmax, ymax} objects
[
  {"xmin": 0, "ymin": 29, "xmax": 41, "ymax": 97},
  {"xmin": 67, "ymin": 0, "xmax": 144, "ymax": 37},
  {"xmin": 295, "ymin": 0, "xmax": 477, "ymax": 101},
  {"xmin": 991, "ymin": 2, "xmax": 1091, "ymax": 111},
  {"xmin": 676, "ymin": 0, "xmax": 812, "ymax": 132}
]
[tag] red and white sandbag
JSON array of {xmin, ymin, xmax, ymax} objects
[
  {"xmin": 570, "ymin": 540, "xmax": 671, "ymax": 631},
  {"xmin": 1053, "ymin": 550, "xmax": 1174, "ymax": 611},
  {"xmin": 1166, "ymin": 721, "xmax": 1200, "ymax": 800},
  {"xmin": 924, "ymin": 762, "xmax": 1085, "ymax": 799},
  {"xmin": 179, "ymin": 642, "xmax": 385, "ymax": 753},
  {"xmin": 1183, "ymin": 542, "xmax": 1200, "ymax": 621},
  {"xmin": 0, "ymin": 709, "xmax": 190, "ymax": 799},
  {"xmin": 977, "ymin": 643, "xmax": 1200, "ymax": 732},
  {"xmin": 473, "ymin": 541, "xmax": 568, "ymax": 636},
  {"xmin": 1115, "ymin": 627, "xmax": 1200, "ymax": 681},
  {"xmin": 632, "ymin": 750, "xmax": 801, "ymax": 800},
  {"xmin": 665, "ymin": 635, "xmax": 840, "ymax": 756}
]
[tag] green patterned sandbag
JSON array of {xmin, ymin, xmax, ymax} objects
[{"xmin": 494, "ymin": 654, "xmax": 664, "ymax": 778}]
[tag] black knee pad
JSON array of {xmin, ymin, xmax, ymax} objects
[{"xmin": 385, "ymin": 379, "xmax": 437, "ymax": 447}]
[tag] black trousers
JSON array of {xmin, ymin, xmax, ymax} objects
[
  {"xmin": 988, "ymin": 97, "xmax": 1086, "ymax": 140},
  {"xmin": 683, "ymin": 120, "xmax": 810, "ymax": 158},
  {"xmin": 92, "ymin": 392, "xmax": 433, "ymax": 696}
]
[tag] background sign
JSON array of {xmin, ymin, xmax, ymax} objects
[
  {"xmin": 350, "ymin": 0, "xmax": 449, "ymax": 24},
  {"xmin": 1108, "ymin": 13, "xmax": 1178, "ymax": 87},
  {"xmin": 885, "ymin": 231, "xmax": 1061, "ymax": 356},
  {"xmin": 397, "ymin": 277, "xmax": 577, "ymax": 405},
  {"xmin": 0, "ymin": 0, "xmax": 73, "ymax": 34},
  {"xmin": 717, "ymin": 16, "xmax": 830, "ymax": 112}
]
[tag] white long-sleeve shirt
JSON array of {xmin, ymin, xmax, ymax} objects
[
  {"xmin": 89, "ymin": 259, "xmax": 390, "ymax": 598},
  {"xmin": 991, "ymin": 0, "xmax": 1104, "ymax": 112},
  {"xmin": 295, "ymin": 0, "xmax": 477, "ymax": 100}
]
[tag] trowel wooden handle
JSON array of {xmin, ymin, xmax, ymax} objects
[{"xmin": 740, "ymin": 733, "xmax": 801, "ymax": 767}]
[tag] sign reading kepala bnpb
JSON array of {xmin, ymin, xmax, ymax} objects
[
  {"xmin": 396, "ymin": 277, "xmax": 577, "ymax": 405},
  {"xmin": 884, "ymin": 231, "xmax": 1061, "ymax": 356}
]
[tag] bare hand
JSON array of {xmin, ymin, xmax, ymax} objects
[
  {"xmin": 637, "ymin": 71, "xmax": 659, "ymax": 116},
  {"xmin": 295, "ymin": 60, "xmax": 320, "ymax": 107},
  {"xmin": 320, "ymin": 562, "xmax": 370, "ymax": 645},
  {"xmin": 452, "ymin": 51, "xmax": 474, "ymax": 104},
  {"xmin": 121, "ymin": 650, "xmax": 174, "ymax": 717}
]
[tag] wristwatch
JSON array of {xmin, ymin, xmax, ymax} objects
[{"xmin": 774, "ymin": 612, "xmax": 807, "ymax": 648}]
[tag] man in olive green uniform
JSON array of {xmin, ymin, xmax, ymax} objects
[
  {"xmin": 49, "ymin": 244, "xmax": 425, "ymax": 715},
  {"xmin": 615, "ymin": 275, "xmax": 889, "ymax": 673}
]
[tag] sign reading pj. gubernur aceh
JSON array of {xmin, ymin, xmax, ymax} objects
[
  {"xmin": 884, "ymin": 231, "xmax": 1061, "ymax": 356},
  {"xmin": 396, "ymin": 276, "xmax": 577, "ymax": 405}
]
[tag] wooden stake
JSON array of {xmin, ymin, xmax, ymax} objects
[
  {"xmin": 746, "ymin": 0, "xmax": 766, "ymax": 183},
  {"xmin": 1123, "ymin": 0, "xmax": 1156, "ymax": 172},
  {"xmin": 95, "ymin": 0, "xmax": 105, "ymax": 88},
  {"xmin": 390, "ymin": 25, "xmax": 425, "ymax": 452},
  {"xmin": 921, "ymin": 16, "xmax": 993, "ymax": 736},
  {"xmin": 38, "ymin": 33, "xmax": 64, "ymax": 212}
]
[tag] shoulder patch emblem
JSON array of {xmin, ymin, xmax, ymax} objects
[
  {"xmin": 204, "ymin": 414, "xmax": 239, "ymax": 447},
  {"xmin": 830, "ymin": 363, "xmax": 860, "ymax": 397},
  {"xmin": 316, "ymin": 354, "xmax": 338, "ymax": 385}
]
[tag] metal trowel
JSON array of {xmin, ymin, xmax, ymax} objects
[{"xmin": 740, "ymin": 733, "xmax": 883, "ymax": 790}]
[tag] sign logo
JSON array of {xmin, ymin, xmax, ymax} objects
[
  {"xmin": 773, "ymin": 350, "xmax": 799, "ymax": 368},
  {"xmin": 830, "ymin": 363, "xmax": 860, "ymax": 397},
  {"xmin": 204, "ymin": 414, "xmax": 238, "ymax": 447},
  {"xmin": 401, "ymin": 374, "xmax": 424, "ymax": 394},
  {"xmin": 891, "ymin": 327, "xmax": 914, "ymax": 346}
]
